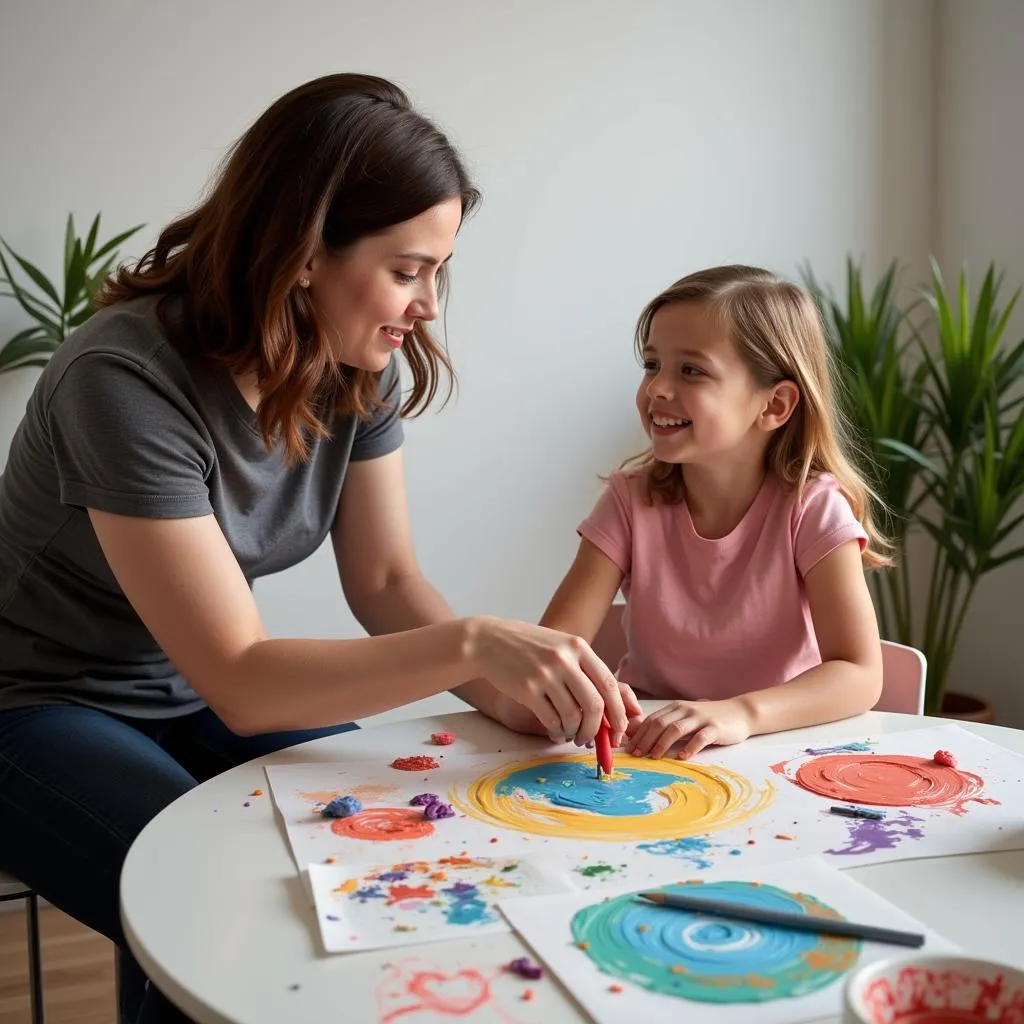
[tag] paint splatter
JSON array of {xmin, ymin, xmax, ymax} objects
[
  {"xmin": 299, "ymin": 783, "xmax": 398, "ymax": 808},
  {"xmin": 826, "ymin": 810, "xmax": 926, "ymax": 856},
  {"xmin": 330, "ymin": 807, "xmax": 435, "ymax": 842},
  {"xmin": 575, "ymin": 863, "xmax": 617, "ymax": 878},
  {"xmin": 391, "ymin": 755, "xmax": 441, "ymax": 772},
  {"xmin": 387, "ymin": 884, "xmax": 437, "ymax": 905},
  {"xmin": 636, "ymin": 834, "xmax": 719, "ymax": 870},
  {"xmin": 329, "ymin": 856, "xmax": 548, "ymax": 943},
  {"xmin": 452, "ymin": 752, "xmax": 771, "ymax": 842},
  {"xmin": 571, "ymin": 880, "xmax": 859, "ymax": 1003}
]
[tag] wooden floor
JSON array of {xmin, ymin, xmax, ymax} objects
[{"xmin": 0, "ymin": 904, "xmax": 115, "ymax": 1024}]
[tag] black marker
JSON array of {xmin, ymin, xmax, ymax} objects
[{"xmin": 828, "ymin": 805, "xmax": 885, "ymax": 821}]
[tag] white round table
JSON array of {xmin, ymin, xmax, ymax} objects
[{"xmin": 121, "ymin": 709, "xmax": 1024, "ymax": 1023}]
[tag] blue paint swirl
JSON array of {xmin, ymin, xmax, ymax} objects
[{"xmin": 495, "ymin": 761, "xmax": 687, "ymax": 816}]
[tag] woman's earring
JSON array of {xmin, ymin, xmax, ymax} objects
[{"xmin": 299, "ymin": 277, "xmax": 310, "ymax": 288}]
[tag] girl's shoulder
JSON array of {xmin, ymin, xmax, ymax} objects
[{"xmin": 603, "ymin": 464, "xmax": 653, "ymax": 503}]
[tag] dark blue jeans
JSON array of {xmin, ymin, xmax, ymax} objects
[{"xmin": 0, "ymin": 703, "xmax": 358, "ymax": 1023}]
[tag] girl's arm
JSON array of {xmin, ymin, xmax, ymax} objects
[
  {"xmin": 540, "ymin": 537, "xmax": 625, "ymax": 640},
  {"xmin": 629, "ymin": 540, "xmax": 882, "ymax": 761},
  {"xmin": 734, "ymin": 539, "xmax": 883, "ymax": 734}
]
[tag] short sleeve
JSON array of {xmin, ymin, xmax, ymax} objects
[
  {"xmin": 577, "ymin": 472, "xmax": 634, "ymax": 574},
  {"xmin": 46, "ymin": 352, "xmax": 214, "ymax": 518},
  {"xmin": 794, "ymin": 476, "xmax": 868, "ymax": 577},
  {"xmin": 350, "ymin": 356, "xmax": 405, "ymax": 461}
]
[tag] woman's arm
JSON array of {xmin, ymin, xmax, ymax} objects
[
  {"xmin": 330, "ymin": 451, "xmax": 630, "ymax": 743},
  {"xmin": 331, "ymin": 450, "xmax": 508, "ymax": 726},
  {"xmin": 89, "ymin": 450, "xmax": 629, "ymax": 740}
]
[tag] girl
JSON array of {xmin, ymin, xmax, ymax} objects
[
  {"xmin": 540, "ymin": 264, "xmax": 888, "ymax": 762},
  {"xmin": 0, "ymin": 74, "xmax": 630, "ymax": 1024}
]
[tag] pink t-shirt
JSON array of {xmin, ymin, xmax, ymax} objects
[{"xmin": 578, "ymin": 469, "xmax": 867, "ymax": 700}]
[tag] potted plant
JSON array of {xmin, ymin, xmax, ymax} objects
[
  {"xmin": 807, "ymin": 257, "xmax": 1024, "ymax": 719},
  {"xmin": 0, "ymin": 213, "xmax": 143, "ymax": 373}
]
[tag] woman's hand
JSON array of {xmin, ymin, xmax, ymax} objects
[
  {"xmin": 467, "ymin": 616, "xmax": 631, "ymax": 745},
  {"xmin": 625, "ymin": 698, "xmax": 753, "ymax": 760},
  {"xmin": 497, "ymin": 681, "xmax": 645, "ymax": 743}
]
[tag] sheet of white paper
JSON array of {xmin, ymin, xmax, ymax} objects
[
  {"xmin": 712, "ymin": 723, "xmax": 1024, "ymax": 868},
  {"xmin": 500, "ymin": 856, "xmax": 958, "ymax": 1024},
  {"xmin": 307, "ymin": 853, "xmax": 573, "ymax": 953},
  {"xmin": 266, "ymin": 723, "xmax": 1024, "ymax": 889}
]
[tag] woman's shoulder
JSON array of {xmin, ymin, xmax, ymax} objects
[
  {"xmin": 38, "ymin": 295, "xmax": 201, "ymax": 410},
  {"xmin": 54, "ymin": 295, "xmax": 174, "ymax": 370}
]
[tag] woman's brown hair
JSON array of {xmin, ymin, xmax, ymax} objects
[{"xmin": 98, "ymin": 73, "xmax": 480, "ymax": 461}]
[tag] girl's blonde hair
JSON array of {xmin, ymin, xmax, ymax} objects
[{"xmin": 628, "ymin": 264, "xmax": 891, "ymax": 569}]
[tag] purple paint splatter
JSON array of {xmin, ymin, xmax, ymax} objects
[
  {"xmin": 826, "ymin": 810, "xmax": 925, "ymax": 856},
  {"xmin": 375, "ymin": 870, "xmax": 409, "ymax": 882},
  {"xmin": 354, "ymin": 885, "xmax": 388, "ymax": 901}
]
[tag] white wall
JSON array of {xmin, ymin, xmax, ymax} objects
[
  {"xmin": 934, "ymin": 0, "xmax": 1024, "ymax": 726},
  {"xmin": 0, "ymin": 0, "xmax": 936, "ymax": 723}
]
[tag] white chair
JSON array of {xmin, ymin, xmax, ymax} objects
[
  {"xmin": 0, "ymin": 871, "xmax": 44, "ymax": 1023},
  {"xmin": 591, "ymin": 603, "xmax": 927, "ymax": 715}
]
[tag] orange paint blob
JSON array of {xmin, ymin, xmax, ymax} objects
[
  {"xmin": 330, "ymin": 807, "xmax": 435, "ymax": 842},
  {"xmin": 795, "ymin": 753, "xmax": 989, "ymax": 813}
]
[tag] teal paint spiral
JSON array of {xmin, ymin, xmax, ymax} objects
[{"xmin": 570, "ymin": 881, "xmax": 860, "ymax": 1003}]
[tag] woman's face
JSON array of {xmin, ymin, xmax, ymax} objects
[{"xmin": 306, "ymin": 197, "xmax": 463, "ymax": 371}]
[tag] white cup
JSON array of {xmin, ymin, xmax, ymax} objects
[{"xmin": 843, "ymin": 954, "xmax": 1024, "ymax": 1024}]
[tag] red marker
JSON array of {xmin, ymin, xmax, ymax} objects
[{"xmin": 595, "ymin": 717, "xmax": 614, "ymax": 777}]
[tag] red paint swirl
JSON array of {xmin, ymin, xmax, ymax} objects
[
  {"xmin": 330, "ymin": 807, "xmax": 435, "ymax": 841},
  {"xmin": 795, "ymin": 753, "xmax": 987, "ymax": 812}
]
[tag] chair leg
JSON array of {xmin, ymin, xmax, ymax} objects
[{"xmin": 27, "ymin": 892, "xmax": 44, "ymax": 1024}]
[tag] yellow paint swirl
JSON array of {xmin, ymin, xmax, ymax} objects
[{"xmin": 449, "ymin": 753, "xmax": 772, "ymax": 841}]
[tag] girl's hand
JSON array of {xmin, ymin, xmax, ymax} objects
[
  {"xmin": 468, "ymin": 616, "xmax": 630, "ymax": 745},
  {"xmin": 625, "ymin": 698, "xmax": 753, "ymax": 760}
]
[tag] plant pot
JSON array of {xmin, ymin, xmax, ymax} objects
[{"xmin": 938, "ymin": 690, "xmax": 996, "ymax": 724}]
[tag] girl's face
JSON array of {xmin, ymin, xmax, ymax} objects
[
  {"xmin": 635, "ymin": 301, "xmax": 778, "ymax": 468},
  {"xmin": 305, "ymin": 197, "xmax": 463, "ymax": 372}
]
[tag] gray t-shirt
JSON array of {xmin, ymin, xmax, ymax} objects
[{"xmin": 0, "ymin": 295, "xmax": 404, "ymax": 718}]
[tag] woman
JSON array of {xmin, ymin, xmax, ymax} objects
[{"xmin": 0, "ymin": 73, "xmax": 636, "ymax": 1023}]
